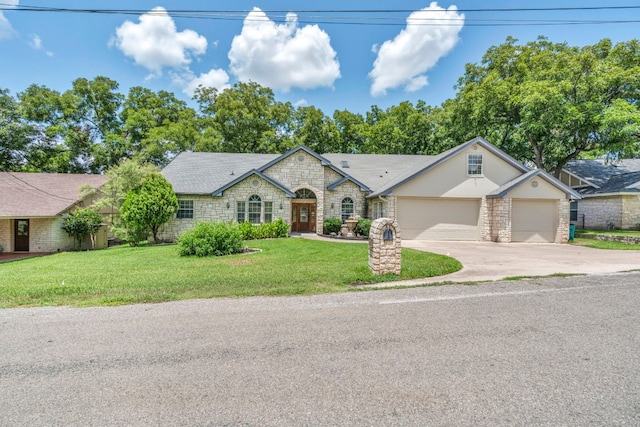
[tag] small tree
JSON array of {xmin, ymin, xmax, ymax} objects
[
  {"xmin": 90, "ymin": 159, "xmax": 159, "ymax": 240},
  {"xmin": 62, "ymin": 208, "xmax": 103, "ymax": 250},
  {"xmin": 120, "ymin": 173, "xmax": 178, "ymax": 244}
]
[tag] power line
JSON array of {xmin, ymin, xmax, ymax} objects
[{"xmin": 0, "ymin": 4, "xmax": 639, "ymax": 27}]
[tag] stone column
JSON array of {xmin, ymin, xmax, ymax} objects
[{"xmin": 368, "ymin": 218, "xmax": 401, "ymax": 275}]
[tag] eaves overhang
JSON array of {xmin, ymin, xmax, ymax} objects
[
  {"xmin": 211, "ymin": 169, "xmax": 295, "ymax": 197},
  {"xmin": 486, "ymin": 169, "xmax": 582, "ymax": 200}
]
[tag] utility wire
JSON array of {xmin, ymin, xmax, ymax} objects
[{"xmin": 0, "ymin": 4, "xmax": 639, "ymax": 27}]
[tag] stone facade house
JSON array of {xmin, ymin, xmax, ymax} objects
[
  {"xmin": 0, "ymin": 172, "xmax": 107, "ymax": 253},
  {"xmin": 562, "ymin": 159, "xmax": 640, "ymax": 230},
  {"xmin": 161, "ymin": 137, "xmax": 579, "ymax": 243}
]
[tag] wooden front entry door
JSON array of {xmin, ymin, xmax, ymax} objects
[
  {"xmin": 14, "ymin": 219, "xmax": 29, "ymax": 252},
  {"xmin": 291, "ymin": 203, "xmax": 316, "ymax": 232}
]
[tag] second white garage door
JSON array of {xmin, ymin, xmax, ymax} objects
[
  {"xmin": 511, "ymin": 199, "xmax": 558, "ymax": 243},
  {"xmin": 397, "ymin": 197, "xmax": 481, "ymax": 240}
]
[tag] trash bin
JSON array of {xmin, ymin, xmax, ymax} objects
[{"xmin": 569, "ymin": 224, "xmax": 576, "ymax": 241}]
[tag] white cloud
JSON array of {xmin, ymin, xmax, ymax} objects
[
  {"xmin": 0, "ymin": 0, "xmax": 18, "ymax": 40},
  {"xmin": 29, "ymin": 34, "xmax": 53, "ymax": 56},
  {"xmin": 180, "ymin": 68, "xmax": 231, "ymax": 96},
  {"xmin": 369, "ymin": 2, "xmax": 465, "ymax": 96},
  {"xmin": 112, "ymin": 6, "xmax": 207, "ymax": 74},
  {"xmin": 228, "ymin": 7, "xmax": 340, "ymax": 92}
]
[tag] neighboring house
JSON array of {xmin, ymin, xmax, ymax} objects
[
  {"xmin": 161, "ymin": 137, "xmax": 580, "ymax": 243},
  {"xmin": 562, "ymin": 159, "xmax": 640, "ymax": 229},
  {"xmin": 0, "ymin": 172, "xmax": 107, "ymax": 253}
]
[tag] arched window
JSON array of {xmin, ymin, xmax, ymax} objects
[
  {"xmin": 248, "ymin": 194, "xmax": 262, "ymax": 224},
  {"xmin": 295, "ymin": 189, "xmax": 316, "ymax": 199},
  {"xmin": 341, "ymin": 197, "xmax": 354, "ymax": 221}
]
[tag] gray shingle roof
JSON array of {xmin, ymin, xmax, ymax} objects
[
  {"xmin": 322, "ymin": 153, "xmax": 436, "ymax": 194},
  {"xmin": 565, "ymin": 159, "xmax": 640, "ymax": 195},
  {"xmin": 161, "ymin": 152, "xmax": 279, "ymax": 194},
  {"xmin": 583, "ymin": 171, "xmax": 640, "ymax": 195},
  {"xmin": 0, "ymin": 172, "xmax": 107, "ymax": 218}
]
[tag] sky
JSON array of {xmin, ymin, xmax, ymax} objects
[{"xmin": 0, "ymin": 1, "xmax": 639, "ymax": 115}]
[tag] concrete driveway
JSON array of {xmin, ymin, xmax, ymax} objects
[{"xmin": 401, "ymin": 240, "xmax": 640, "ymax": 284}]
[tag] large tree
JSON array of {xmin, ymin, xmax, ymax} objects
[
  {"xmin": 446, "ymin": 36, "xmax": 640, "ymax": 176},
  {"xmin": 194, "ymin": 81, "xmax": 293, "ymax": 153},
  {"xmin": 292, "ymin": 106, "xmax": 340, "ymax": 153},
  {"xmin": 120, "ymin": 87, "xmax": 199, "ymax": 167},
  {"xmin": 18, "ymin": 77, "xmax": 124, "ymax": 173},
  {"xmin": 0, "ymin": 89, "xmax": 36, "ymax": 171}
]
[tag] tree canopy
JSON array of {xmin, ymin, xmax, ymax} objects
[
  {"xmin": 0, "ymin": 36, "xmax": 638, "ymax": 176},
  {"xmin": 443, "ymin": 36, "xmax": 640, "ymax": 176}
]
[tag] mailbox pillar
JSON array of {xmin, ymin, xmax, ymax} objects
[{"xmin": 368, "ymin": 218, "xmax": 401, "ymax": 275}]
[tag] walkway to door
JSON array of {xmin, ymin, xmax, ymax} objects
[{"xmin": 0, "ymin": 253, "xmax": 49, "ymax": 263}]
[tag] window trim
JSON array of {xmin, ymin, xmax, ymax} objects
[
  {"xmin": 264, "ymin": 201, "xmax": 273, "ymax": 223},
  {"xmin": 467, "ymin": 153, "xmax": 483, "ymax": 176},
  {"xmin": 176, "ymin": 200, "xmax": 194, "ymax": 219},
  {"xmin": 341, "ymin": 197, "xmax": 355, "ymax": 221},
  {"xmin": 570, "ymin": 200, "xmax": 578, "ymax": 222},
  {"xmin": 237, "ymin": 201, "xmax": 246, "ymax": 223},
  {"xmin": 248, "ymin": 194, "xmax": 262, "ymax": 224}
]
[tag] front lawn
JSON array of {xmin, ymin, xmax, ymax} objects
[
  {"xmin": 575, "ymin": 228, "xmax": 640, "ymax": 236},
  {"xmin": 0, "ymin": 238, "xmax": 461, "ymax": 308},
  {"xmin": 570, "ymin": 237, "xmax": 640, "ymax": 250}
]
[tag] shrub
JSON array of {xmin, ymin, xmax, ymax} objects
[
  {"xmin": 237, "ymin": 221, "xmax": 255, "ymax": 240},
  {"xmin": 238, "ymin": 218, "xmax": 290, "ymax": 240},
  {"xmin": 323, "ymin": 217, "xmax": 343, "ymax": 235},
  {"xmin": 177, "ymin": 222, "xmax": 243, "ymax": 257},
  {"xmin": 354, "ymin": 218, "xmax": 372, "ymax": 237}
]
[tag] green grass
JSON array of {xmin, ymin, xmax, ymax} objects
[
  {"xmin": 576, "ymin": 228, "xmax": 640, "ymax": 236},
  {"xmin": 0, "ymin": 238, "xmax": 462, "ymax": 308},
  {"xmin": 570, "ymin": 237, "xmax": 640, "ymax": 250}
]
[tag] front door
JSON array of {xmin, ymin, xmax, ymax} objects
[
  {"xmin": 14, "ymin": 219, "xmax": 29, "ymax": 252},
  {"xmin": 291, "ymin": 203, "xmax": 316, "ymax": 232}
]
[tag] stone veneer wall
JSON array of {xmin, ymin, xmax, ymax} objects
[
  {"xmin": 579, "ymin": 195, "xmax": 640, "ymax": 230},
  {"xmin": 324, "ymin": 180, "xmax": 367, "ymax": 221},
  {"xmin": 264, "ymin": 150, "xmax": 326, "ymax": 233},
  {"xmin": 0, "ymin": 219, "xmax": 11, "ymax": 252},
  {"xmin": 160, "ymin": 176, "xmax": 292, "ymax": 241},
  {"xmin": 30, "ymin": 217, "xmax": 75, "ymax": 252},
  {"xmin": 556, "ymin": 199, "xmax": 570, "ymax": 243},
  {"xmin": 486, "ymin": 198, "xmax": 512, "ymax": 242},
  {"xmin": 578, "ymin": 196, "xmax": 623, "ymax": 230},
  {"xmin": 621, "ymin": 196, "xmax": 640, "ymax": 229}
]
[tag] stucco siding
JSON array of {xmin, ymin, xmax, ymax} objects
[
  {"xmin": 506, "ymin": 178, "xmax": 567, "ymax": 199},
  {"xmin": 393, "ymin": 145, "xmax": 522, "ymax": 198}
]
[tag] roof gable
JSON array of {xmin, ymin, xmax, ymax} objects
[
  {"xmin": 366, "ymin": 137, "xmax": 529, "ymax": 197},
  {"xmin": 211, "ymin": 169, "xmax": 295, "ymax": 197},
  {"xmin": 487, "ymin": 169, "xmax": 582, "ymax": 200}
]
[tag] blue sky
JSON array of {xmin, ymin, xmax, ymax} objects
[{"xmin": 1, "ymin": 1, "xmax": 639, "ymax": 115}]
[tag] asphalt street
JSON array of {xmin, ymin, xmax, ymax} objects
[{"xmin": 1, "ymin": 273, "xmax": 640, "ymax": 426}]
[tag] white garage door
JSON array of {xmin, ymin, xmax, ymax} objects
[
  {"xmin": 511, "ymin": 199, "xmax": 558, "ymax": 243},
  {"xmin": 397, "ymin": 198, "xmax": 481, "ymax": 240}
]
